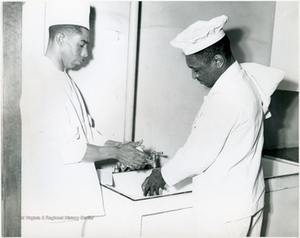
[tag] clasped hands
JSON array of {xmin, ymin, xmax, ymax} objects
[
  {"xmin": 115, "ymin": 140, "xmax": 151, "ymax": 170},
  {"xmin": 114, "ymin": 140, "xmax": 166, "ymax": 196}
]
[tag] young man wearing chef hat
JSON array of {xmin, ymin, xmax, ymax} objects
[
  {"xmin": 142, "ymin": 15, "xmax": 285, "ymax": 237},
  {"xmin": 21, "ymin": 2, "xmax": 149, "ymax": 237}
]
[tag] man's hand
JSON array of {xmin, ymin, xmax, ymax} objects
[
  {"xmin": 116, "ymin": 140, "xmax": 150, "ymax": 170},
  {"xmin": 142, "ymin": 168, "xmax": 166, "ymax": 196}
]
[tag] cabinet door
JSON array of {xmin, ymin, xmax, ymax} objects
[
  {"xmin": 262, "ymin": 187, "xmax": 299, "ymax": 236},
  {"xmin": 141, "ymin": 207, "xmax": 196, "ymax": 237}
]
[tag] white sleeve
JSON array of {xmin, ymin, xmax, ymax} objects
[
  {"xmin": 91, "ymin": 126, "xmax": 108, "ymax": 146},
  {"xmin": 161, "ymin": 93, "xmax": 242, "ymax": 186},
  {"xmin": 60, "ymin": 114, "xmax": 108, "ymax": 164}
]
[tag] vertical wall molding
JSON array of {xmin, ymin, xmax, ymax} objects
[
  {"xmin": 124, "ymin": 1, "xmax": 140, "ymax": 142},
  {"xmin": 2, "ymin": 2, "xmax": 22, "ymax": 237}
]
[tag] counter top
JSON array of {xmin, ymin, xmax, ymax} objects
[
  {"xmin": 99, "ymin": 156, "xmax": 299, "ymax": 237},
  {"xmin": 263, "ymin": 147, "xmax": 298, "ymax": 163}
]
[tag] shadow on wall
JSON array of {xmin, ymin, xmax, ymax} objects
[
  {"xmin": 226, "ymin": 28, "xmax": 246, "ymax": 63},
  {"xmin": 264, "ymin": 90, "xmax": 299, "ymax": 149},
  {"xmin": 73, "ymin": 6, "xmax": 96, "ymax": 71}
]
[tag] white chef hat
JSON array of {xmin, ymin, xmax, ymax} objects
[
  {"xmin": 44, "ymin": 2, "xmax": 90, "ymax": 53},
  {"xmin": 170, "ymin": 15, "xmax": 228, "ymax": 55},
  {"xmin": 45, "ymin": 2, "xmax": 90, "ymax": 30}
]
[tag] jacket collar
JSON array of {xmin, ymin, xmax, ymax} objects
[{"xmin": 206, "ymin": 61, "xmax": 241, "ymax": 98}]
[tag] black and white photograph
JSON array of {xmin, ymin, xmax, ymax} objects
[{"xmin": 1, "ymin": 1, "xmax": 299, "ymax": 237}]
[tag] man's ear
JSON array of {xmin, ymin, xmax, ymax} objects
[
  {"xmin": 55, "ymin": 33, "xmax": 66, "ymax": 45},
  {"xmin": 213, "ymin": 54, "xmax": 224, "ymax": 69}
]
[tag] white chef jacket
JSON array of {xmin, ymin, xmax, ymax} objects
[
  {"xmin": 21, "ymin": 56, "xmax": 107, "ymax": 218},
  {"xmin": 162, "ymin": 61, "xmax": 284, "ymax": 222}
]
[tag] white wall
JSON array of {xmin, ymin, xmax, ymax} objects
[
  {"xmin": 70, "ymin": 2, "xmax": 131, "ymax": 141},
  {"xmin": 135, "ymin": 1, "xmax": 277, "ymax": 164},
  {"xmin": 271, "ymin": 1, "xmax": 299, "ymax": 91}
]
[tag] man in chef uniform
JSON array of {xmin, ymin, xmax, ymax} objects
[
  {"xmin": 21, "ymin": 2, "xmax": 149, "ymax": 237},
  {"xmin": 142, "ymin": 15, "xmax": 285, "ymax": 237}
]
